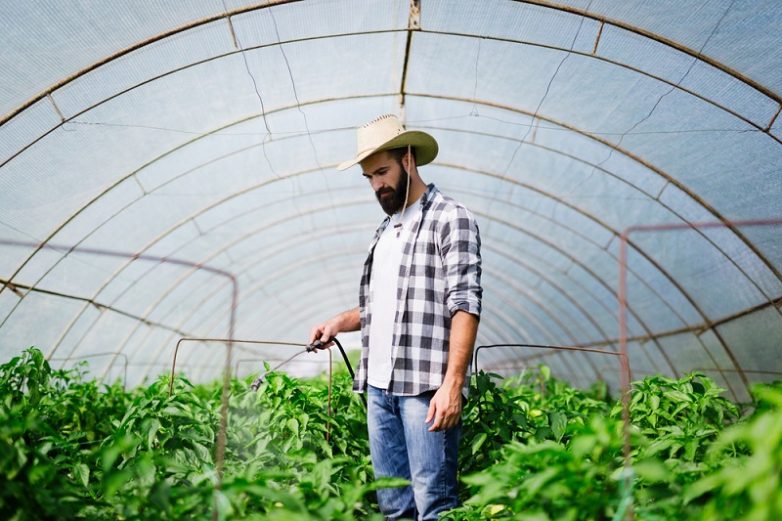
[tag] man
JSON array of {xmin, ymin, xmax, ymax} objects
[{"xmin": 309, "ymin": 114, "xmax": 482, "ymax": 520}]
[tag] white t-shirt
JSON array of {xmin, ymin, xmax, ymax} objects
[{"xmin": 367, "ymin": 196, "xmax": 422, "ymax": 389}]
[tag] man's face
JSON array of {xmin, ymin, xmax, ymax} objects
[{"xmin": 361, "ymin": 151, "xmax": 409, "ymax": 216}]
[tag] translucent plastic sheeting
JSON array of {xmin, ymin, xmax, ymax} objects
[
  {"xmin": 230, "ymin": 0, "xmax": 407, "ymax": 48},
  {"xmin": 717, "ymin": 306, "xmax": 782, "ymax": 381},
  {"xmin": 1, "ymin": 34, "xmax": 404, "ymax": 242},
  {"xmin": 471, "ymin": 200, "xmax": 684, "ymax": 332},
  {"xmin": 657, "ymin": 188, "xmax": 782, "ymax": 298},
  {"xmin": 0, "ymin": 291, "xmax": 22, "ymax": 326},
  {"xmin": 53, "ymin": 354, "xmax": 128, "ymax": 387},
  {"xmin": 483, "ymin": 249, "xmax": 606, "ymax": 345},
  {"xmin": 1, "ymin": 0, "xmax": 781, "ymax": 388},
  {"xmin": 0, "ymin": 97, "xmax": 60, "ymax": 166},
  {"xmin": 452, "ymin": 189, "xmax": 672, "ymax": 335},
  {"xmin": 0, "ymin": 0, "xmax": 225, "ymax": 117},
  {"xmin": 51, "ymin": 19, "xmax": 236, "ymax": 121},
  {"xmin": 406, "ymin": 27, "xmax": 780, "ymax": 240},
  {"xmin": 623, "ymin": 230, "xmax": 772, "ymax": 320},
  {"xmin": 555, "ymin": 0, "xmax": 782, "ymax": 96},
  {"xmin": 47, "ymin": 305, "xmax": 104, "ymax": 362},
  {"xmin": 105, "ymin": 207, "xmax": 371, "ymax": 325},
  {"xmin": 0, "ymin": 292, "xmax": 87, "ymax": 361},
  {"xmin": 121, "ymin": 325, "xmax": 175, "ymax": 387}
]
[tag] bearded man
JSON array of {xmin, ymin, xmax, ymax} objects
[{"xmin": 309, "ymin": 114, "xmax": 482, "ymax": 520}]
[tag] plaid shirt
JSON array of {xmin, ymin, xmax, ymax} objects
[{"xmin": 354, "ymin": 183, "xmax": 482, "ymax": 396}]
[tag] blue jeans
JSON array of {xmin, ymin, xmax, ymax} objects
[{"xmin": 367, "ymin": 385, "xmax": 461, "ymax": 521}]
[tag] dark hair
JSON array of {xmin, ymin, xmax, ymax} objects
[{"xmin": 387, "ymin": 146, "xmax": 416, "ymax": 166}]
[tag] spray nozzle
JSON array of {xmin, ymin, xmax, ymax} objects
[{"xmin": 307, "ymin": 338, "xmax": 333, "ymax": 352}]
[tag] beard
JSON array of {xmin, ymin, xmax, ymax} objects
[{"xmin": 375, "ymin": 168, "xmax": 409, "ymax": 216}]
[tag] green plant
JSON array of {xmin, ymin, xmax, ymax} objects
[
  {"xmin": 3, "ymin": 349, "xmax": 779, "ymax": 520},
  {"xmin": 685, "ymin": 382, "xmax": 782, "ymax": 521}
]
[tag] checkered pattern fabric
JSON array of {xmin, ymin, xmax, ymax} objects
[{"xmin": 354, "ymin": 183, "xmax": 483, "ymax": 396}]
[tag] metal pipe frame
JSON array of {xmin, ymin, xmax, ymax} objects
[
  {"xmin": 3, "ymin": 3, "xmax": 780, "ymax": 390},
  {"xmin": 473, "ymin": 342, "xmax": 625, "ymax": 375},
  {"xmin": 69, "ymin": 136, "xmax": 736, "ymax": 384},
  {"xmin": 0, "ymin": 42, "xmax": 776, "ymax": 396},
  {"xmin": 3, "ymin": 133, "xmax": 776, "ymax": 394}
]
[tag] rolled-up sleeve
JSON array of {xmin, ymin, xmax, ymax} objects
[{"xmin": 439, "ymin": 206, "xmax": 482, "ymax": 318}]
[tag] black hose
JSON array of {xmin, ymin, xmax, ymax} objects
[
  {"xmin": 329, "ymin": 337, "xmax": 353, "ymax": 379},
  {"xmin": 314, "ymin": 336, "xmax": 366, "ymax": 408}
]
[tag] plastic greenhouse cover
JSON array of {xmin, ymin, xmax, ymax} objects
[{"xmin": 0, "ymin": 0, "xmax": 780, "ymax": 397}]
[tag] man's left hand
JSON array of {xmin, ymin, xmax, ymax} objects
[{"xmin": 425, "ymin": 381, "xmax": 462, "ymax": 432}]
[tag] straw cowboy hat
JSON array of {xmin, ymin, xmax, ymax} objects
[{"xmin": 337, "ymin": 114, "xmax": 439, "ymax": 171}]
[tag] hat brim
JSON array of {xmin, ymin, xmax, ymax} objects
[{"xmin": 337, "ymin": 130, "xmax": 438, "ymax": 171}]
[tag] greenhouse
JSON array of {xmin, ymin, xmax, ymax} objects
[{"xmin": 1, "ymin": 1, "xmax": 781, "ymax": 519}]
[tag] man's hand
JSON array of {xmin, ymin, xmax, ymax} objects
[
  {"xmin": 424, "ymin": 310, "xmax": 477, "ymax": 432},
  {"xmin": 308, "ymin": 319, "xmax": 339, "ymax": 349},
  {"xmin": 308, "ymin": 307, "xmax": 360, "ymax": 349},
  {"xmin": 425, "ymin": 380, "xmax": 462, "ymax": 432}
]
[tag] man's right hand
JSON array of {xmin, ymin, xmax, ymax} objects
[
  {"xmin": 308, "ymin": 319, "xmax": 339, "ymax": 349},
  {"xmin": 308, "ymin": 307, "xmax": 361, "ymax": 349}
]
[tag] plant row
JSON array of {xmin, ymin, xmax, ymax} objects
[{"xmin": 1, "ymin": 347, "xmax": 780, "ymax": 520}]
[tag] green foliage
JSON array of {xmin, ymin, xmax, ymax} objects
[
  {"xmin": 615, "ymin": 373, "xmax": 738, "ymax": 463},
  {"xmin": 0, "ymin": 348, "xmax": 391, "ymax": 520},
  {"xmin": 453, "ymin": 369, "xmax": 778, "ymax": 521},
  {"xmin": 446, "ymin": 415, "xmax": 629, "ymax": 520},
  {"xmin": 684, "ymin": 382, "xmax": 782, "ymax": 521},
  {"xmin": 3, "ymin": 348, "xmax": 780, "ymax": 520},
  {"xmin": 0, "ymin": 348, "xmax": 132, "ymax": 519}
]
